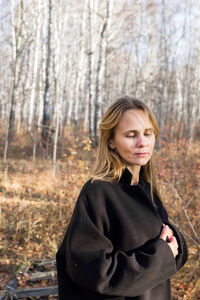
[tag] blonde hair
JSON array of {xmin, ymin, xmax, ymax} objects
[{"xmin": 92, "ymin": 96, "xmax": 161, "ymax": 201}]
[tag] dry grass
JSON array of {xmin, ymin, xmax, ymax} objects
[
  {"xmin": 0, "ymin": 139, "xmax": 199, "ymax": 299},
  {"xmin": 0, "ymin": 157, "xmax": 91, "ymax": 289}
]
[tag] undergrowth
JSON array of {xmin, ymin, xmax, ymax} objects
[{"xmin": 0, "ymin": 137, "xmax": 199, "ymax": 299}]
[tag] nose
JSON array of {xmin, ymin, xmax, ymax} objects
[{"xmin": 136, "ymin": 134, "xmax": 147, "ymax": 147}]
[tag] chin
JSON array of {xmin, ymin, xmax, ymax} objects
[{"xmin": 129, "ymin": 159, "xmax": 150, "ymax": 166}]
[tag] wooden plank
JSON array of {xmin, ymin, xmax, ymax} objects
[
  {"xmin": 32, "ymin": 259, "xmax": 55, "ymax": 266},
  {"xmin": 11, "ymin": 286, "xmax": 58, "ymax": 298},
  {"xmin": 28, "ymin": 271, "xmax": 57, "ymax": 282},
  {"xmin": 0, "ymin": 260, "xmax": 58, "ymax": 299},
  {"xmin": 32, "ymin": 259, "xmax": 56, "ymax": 270}
]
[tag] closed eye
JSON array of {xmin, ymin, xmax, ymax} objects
[{"xmin": 144, "ymin": 129, "xmax": 154, "ymax": 136}]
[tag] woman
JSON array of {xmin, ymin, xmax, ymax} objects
[{"xmin": 56, "ymin": 96, "xmax": 188, "ymax": 300}]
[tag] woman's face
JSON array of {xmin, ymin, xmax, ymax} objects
[{"xmin": 109, "ymin": 109, "xmax": 156, "ymax": 167}]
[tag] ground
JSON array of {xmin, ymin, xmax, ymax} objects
[{"xmin": 0, "ymin": 137, "xmax": 199, "ymax": 299}]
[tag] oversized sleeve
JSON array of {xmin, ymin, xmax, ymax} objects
[
  {"xmin": 153, "ymin": 193, "xmax": 188, "ymax": 271},
  {"xmin": 164, "ymin": 222, "xmax": 188, "ymax": 271},
  {"xmin": 64, "ymin": 181, "xmax": 178, "ymax": 297}
]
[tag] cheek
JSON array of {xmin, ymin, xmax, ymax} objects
[
  {"xmin": 118, "ymin": 140, "xmax": 136, "ymax": 153},
  {"xmin": 114, "ymin": 137, "xmax": 132, "ymax": 151},
  {"xmin": 150, "ymin": 138, "xmax": 156, "ymax": 151}
]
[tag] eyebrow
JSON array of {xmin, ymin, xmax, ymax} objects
[{"xmin": 123, "ymin": 128, "xmax": 154, "ymax": 134}]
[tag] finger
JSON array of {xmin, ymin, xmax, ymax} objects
[
  {"xmin": 169, "ymin": 236, "xmax": 179, "ymax": 253},
  {"xmin": 167, "ymin": 228, "xmax": 173, "ymax": 238},
  {"xmin": 168, "ymin": 243, "xmax": 178, "ymax": 258},
  {"xmin": 169, "ymin": 236, "xmax": 178, "ymax": 245},
  {"xmin": 163, "ymin": 223, "xmax": 173, "ymax": 237},
  {"xmin": 160, "ymin": 225, "xmax": 169, "ymax": 241}
]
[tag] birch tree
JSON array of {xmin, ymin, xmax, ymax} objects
[
  {"xmin": 87, "ymin": 0, "xmax": 94, "ymax": 143},
  {"xmin": 52, "ymin": 0, "xmax": 65, "ymax": 175},
  {"xmin": 28, "ymin": 0, "xmax": 42, "ymax": 131},
  {"xmin": 4, "ymin": 0, "xmax": 25, "ymax": 162},
  {"xmin": 41, "ymin": 0, "xmax": 52, "ymax": 152},
  {"xmin": 0, "ymin": 0, "xmax": 200, "ymax": 154}
]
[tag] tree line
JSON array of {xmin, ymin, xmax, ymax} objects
[{"xmin": 0, "ymin": 0, "xmax": 199, "ymax": 161}]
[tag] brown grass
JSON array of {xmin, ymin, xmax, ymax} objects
[{"xmin": 0, "ymin": 138, "xmax": 199, "ymax": 299}]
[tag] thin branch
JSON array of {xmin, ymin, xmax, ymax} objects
[
  {"xmin": 168, "ymin": 218, "xmax": 200, "ymax": 249},
  {"xmin": 165, "ymin": 182, "xmax": 200, "ymax": 244}
]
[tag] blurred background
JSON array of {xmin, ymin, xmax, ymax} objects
[{"xmin": 0, "ymin": 0, "xmax": 199, "ymax": 299}]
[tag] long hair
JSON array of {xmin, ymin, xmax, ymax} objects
[{"xmin": 92, "ymin": 96, "xmax": 161, "ymax": 201}]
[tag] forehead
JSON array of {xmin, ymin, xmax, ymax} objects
[{"xmin": 116, "ymin": 109, "xmax": 153, "ymax": 132}]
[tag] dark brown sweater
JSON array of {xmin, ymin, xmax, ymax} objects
[{"xmin": 56, "ymin": 168, "xmax": 187, "ymax": 300}]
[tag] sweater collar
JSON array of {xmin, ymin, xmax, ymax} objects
[{"xmin": 119, "ymin": 167, "xmax": 144, "ymax": 186}]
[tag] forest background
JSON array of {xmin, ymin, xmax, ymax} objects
[{"xmin": 0, "ymin": 0, "xmax": 199, "ymax": 299}]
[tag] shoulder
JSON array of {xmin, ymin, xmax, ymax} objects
[
  {"xmin": 74, "ymin": 179, "xmax": 118, "ymax": 226},
  {"xmin": 76, "ymin": 178, "xmax": 118, "ymax": 210},
  {"xmin": 80, "ymin": 178, "xmax": 117, "ymax": 198}
]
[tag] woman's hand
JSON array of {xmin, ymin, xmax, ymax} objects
[
  {"xmin": 162, "ymin": 223, "xmax": 173, "ymax": 240},
  {"xmin": 160, "ymin": 225, "xmax": 178, "ymax": 258}
]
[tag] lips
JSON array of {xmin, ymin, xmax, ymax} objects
[{"xmin": 134, "ymin": 153, "xmax": 149, "ymax": 157}]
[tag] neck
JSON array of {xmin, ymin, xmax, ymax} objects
[{"xmin": 127, "ymin": 165, "xmax": 141, "ymax": 185}]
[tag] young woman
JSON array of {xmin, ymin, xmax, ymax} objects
[{"xmin": 56, "ymin": 96, "xmax": 188, "ymax": 300}]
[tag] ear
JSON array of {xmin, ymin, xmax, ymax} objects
[{"xmin": 108, "ymin": 139, "xmax": 115, "ymax": 150}]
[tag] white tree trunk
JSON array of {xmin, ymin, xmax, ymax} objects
[
  {"xmin": 73, "ymin": 0, "xmax": 88, "ymax": 125},
  {"xmin": 28, "ymin": 0, "xmax": 41, "ymax": 131}
]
